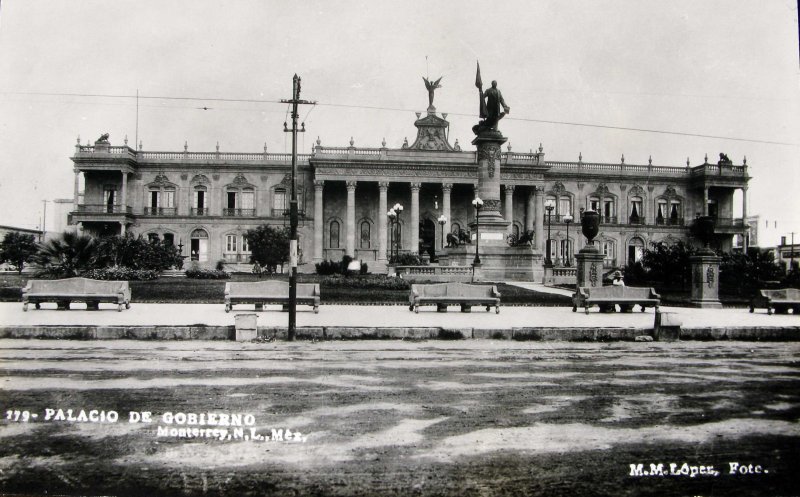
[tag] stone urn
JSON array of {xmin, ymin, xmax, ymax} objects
[
  {"xmin": 691, "ymin": 215, "xmax": 716, "ymax": 254},
  {"xmin": 581, "ymin": 210, "xmax": 600, "ymax": 248}
]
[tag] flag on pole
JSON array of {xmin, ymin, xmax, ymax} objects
[
  {"xmin": 476, "ymin": 61, "xmax": 487, "ymax": 119},
  {"xmin": 475, "ymin": 60, "xmax": 483, "ymax": 89}
]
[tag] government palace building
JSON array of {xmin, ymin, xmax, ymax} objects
[{"xmin": 68, "ymin": 91, "xmax": 750, "ymax": 277}]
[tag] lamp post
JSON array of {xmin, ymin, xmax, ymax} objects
[
  {"xmin": 563, "ymin": 214, "xmax": 573, "ymax": 267},
  {"xmin": 472, "ymin": 197, "xmax": 483, "ymax": 265},
  {"xmin": 390, "ymin": 203, "xmax": 403, "ymax": 261},
  {"xmin": 387, "ymin": 209, "xmax": 397, "ymax": 262},
  {"xmin": 545, "ymin": 199, "xmax": 555, "ymax": 266},
  {"xmin": 437, "ymin": 214, "xmax": 447, "ymax": 250}
]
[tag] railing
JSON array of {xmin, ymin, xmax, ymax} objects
[
  {"xmin": 190, "ymin": 208, "xmax": 208, "ymax": 216},
  {"xmin": 714, "ymin": 217, "xmax": 745, "ymax": 228},
  {"xmin": 628, "ymin": 216, "xmax": 646, "ymax": 225},
  {"xmin": 223, "ymin": 253, "xmax": 251, "ymax": 263},
  {"xmin": 552, "ymin": 267, "xmax": 577, "ymax": 278},
  {"xmin": 655, "ymin": 217, "xmax": 684, "ymax": 226},
  {"xmin": 75, "ymin": 204, "xmax": 132, "ymax": 214},
  {"xmin": 504, "ymin": 152, "xmax": 542, "ymax": 164},
  {"xmin": 223, "ymin": 208, "xmax": 256, "ymax": 217},
  {"xmin": 394, "ymin": 265, "xmax": 473, "ymax": 276},
  {"xmin": 600, "ymin": 216, "xmax": 618, "ymax": 224},
  {"xmin": 271, "ymin": 208, "xmax": 288, "ymax": 218},
  {"xmin": 547, "ymin": 160, "xmax": 691, "ymax": 176},
  {"xmin": 76, "ymin": 146, "xmax": 311, "ymax": 163},
  {"xmin": 690, "ymin": 164, "xmax": 747, "ymax": 177},
  {"xmin": 76, "ymin": 145, "xmax": 136, "ymax": 158},
  {"xmin": 143, "ymin": 207, "xmax": 177, "ymax": 216}
]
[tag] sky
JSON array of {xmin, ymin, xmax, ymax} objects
[{"xmin": 1, "ymin": 0, "xmax": 798, "ymax": 245}]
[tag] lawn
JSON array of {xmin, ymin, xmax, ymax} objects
[{"xmin": 0, "ymin": 272, "xmax": 571, "ymax": 305}]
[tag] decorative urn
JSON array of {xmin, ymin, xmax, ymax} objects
[
  {"xmin": 581, "ymin": 210, "xmax": 600, "ymax": 246},
  {"xmin": 691, "ymin": 215, "xmax": 716, "ymax": 254}
]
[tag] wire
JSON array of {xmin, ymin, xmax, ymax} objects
[{"xmin": 1, "ymin": 90, "xmax": 797, "ymax": 147}]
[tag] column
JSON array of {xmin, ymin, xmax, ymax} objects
[
  {"xmin": 121, "ymin": 171, "xmax": 128, "ymax": 235},
  {"xmin": 410, "ymin": 182, "xmax": 421, "ymax": 255},
  {"xmin": 346, "ymin": 181, "xmax": 356, "ymax": 257},
  {"xmin": 378, "ymin": 182, "xmax": 388, "ymax": 262},
  {"xmin": 442, "ymin": 183, "xmax": 452, "ymax": 240},
  {"xmin": 742, "ymin": 186, "xmax": 749, "ymax": 251},
  {"xmin": 534, "ymin": 186, "xmax": 544, "ymax": 252},
  {"xmin": 703, "ymin": 187, "xmax": 709, "ymax": 216},
  {"xmin": 313, "ymin": 180, "xmax": 324, "ymax": 262},
  {"xmin": 504, "ymin": 184, "xmax": 514, "ymax": 233},
  {"xmin": 73, "ymin": 170, "xmax": 80, "ymax": 209},
  {"xmin": 526, "ymin": 189, "xmax": 535, "ymax": 232},
  {"xmin": 121, "ymin": 171, "xmax": 128, "ymax": 211}
]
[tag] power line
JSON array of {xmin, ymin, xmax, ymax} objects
[{"xmin": 2, "ymin": 90, "xmax": 798, "ymax": 147}]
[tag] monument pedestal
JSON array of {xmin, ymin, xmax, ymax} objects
[
  {"xmin": 441, "ymin": 130, "xmax": 543, "ymax": 282},
  {"xmin": 690, "ymin": 252, "xmax": 722, "ymax": 308},
  {"xmin": 575, "ymin": 245, "xmax": 606, "ymax": 288}
]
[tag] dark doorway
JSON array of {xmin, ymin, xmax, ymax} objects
[{"xmin": 419, "ymin": 218, "xmax": 436, "ymax": 260}]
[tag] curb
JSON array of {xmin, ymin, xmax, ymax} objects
[{"xmin": 1, "ymin": 325, "xmax": 799, "ymax": 341}]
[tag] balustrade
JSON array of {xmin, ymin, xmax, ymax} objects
[
  {"xmin": 76, "ymin": 204, "xmax": 132, "ymax": 214},
  {"xmin": 223, "ymin": 208, "xmax": 256, "ymax": 217},
  {"xmin": 143, "ymin": 207, "xmax": 177, "ymax": 216},
  {"xmin": 190, "ymin": 208, "xmax": 208, "ymax": 216}
]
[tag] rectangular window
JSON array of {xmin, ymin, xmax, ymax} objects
[
  {"xmin": 241, "ymin": 236, "xmax": 250, "ymax": 253},
  {"xmin": 559, "ymin": 239, "xmax": 571, "ymax": 261},
  {"xmin": 195, "ymin": 190, "xmax": 205, "ymax": 209},
  {"xmin": 227, "ymin": 192, "xmax": 237, "ymax": 209},
  {"xmin": 150, "ymin": 190, "xmax": 159, "ymax": 209},
  {"xmin": 163, "ymin": 189, "xmax": 175, "ymax": 208},
  {"xmin": 241, "ymin": 190, "xmax": 254, "ymax": 210},
  {"xmin": 589, "ymin": 198, "xmax": 600, "ymax": 212},
  {"xmin": 273, "ymin": 190, "xmax": 286, "ymax": 210},
  {"xmin": 163, "ymin": 233, "xmax": 174, "ymax": 246},
  {"xmin": 225, "ymin": 234, "xmax": 237, "ymax": 252},
  {"xmin": 148, "ymin": 233, "xmax": 159, "ymax": 243},
  {"xmin": 559, "ymin": 197, "xmax": 571, "ymax": 217},
  {"xmin": 603, "ymin": 200, "xmax": 613, "ymax": 218}
]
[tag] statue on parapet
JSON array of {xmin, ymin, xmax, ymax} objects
[
  {"xmin": 472, "ymin": 61, "xmax": 510, "ymax": 135},
  {"xmin": 423, "ymin": 76, "xmax": 443, "ymax": 109},
  {"xmin": 718, "ymin": 153, "xmax": 732, "ymax": 165},
  {"xmin": 95, "ymin": 133, "xmax": 110, "ymax": 144}
]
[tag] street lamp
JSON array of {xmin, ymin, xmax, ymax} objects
[
  {"xmin": 472, "ymin": 197, "xmax": 483, "ymax": 265},
  {"xmin": 387, "ymin": 209, "xmax": 397, "ymax": 262},
  {"xmin": 437, "ymin": 214, "xmax": 447, "ymax": 251},
  {"xmin": 545, "ymin": 199, "xmax": 555, "ymax": 266},
  {"xmin": 389, "ymin": 203, "xmax": 403, "ymax": 261},
  {"xmin": 563, "ymin": 214, "xmax": 574, "ymax": 267}
]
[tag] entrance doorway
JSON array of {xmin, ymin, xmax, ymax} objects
[{"xmin": 419, "ymin": 218, "xmax": 436, "ymax": 260}]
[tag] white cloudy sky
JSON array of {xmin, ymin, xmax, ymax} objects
[{"xmin": 1, "ymin": 0, "xmax": 798, "ymax": 244}]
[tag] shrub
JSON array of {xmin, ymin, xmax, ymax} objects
[
  {"xmin": 215, "ymin": 259, "xmax": 226, "ymax": 271},
  {"xmin": 389, "ymin": 253, "xmax": 426, "ymax": 266},
  {"xmin": 95, "ymin": 233, "xmax": 182, "ymax": 271},
  {"xmin": 320, "ymin": 274, "xmax": 410, "ymax": 290},
  {"xmin": 84, "ymin": 266, "xmax": 159, "ymax": 281},
  {"xmin": 360, "ymin": 262, "xmax": 368, "ymax": 275},
  {"xmin": 315, "ymin": 259, "xmax": 341, "ymax": 275},
  {"xmin": 185, "ymin": 263, "xmax": 230, "ymax": 279},
  {"xmin": 245, "ymin": 225, "xmax": 289, "ymax": 274},
  {"xmin": 33, "ymin": 231, "xmax": 97, "ymax": 278}
]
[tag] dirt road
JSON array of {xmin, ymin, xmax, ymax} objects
[{"xmin": 1, "ymin": 340, "xmax": 798, "ymax": 496}]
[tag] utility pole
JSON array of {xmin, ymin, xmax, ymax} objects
[
  {"xmin": 281, "ymin": 74, "xmax": 315, "ymax": 341},
  {"xmin": 41, "ymin": 200, "xmax": 47, "ymax": 242}
]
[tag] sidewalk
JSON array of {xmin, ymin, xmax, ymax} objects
[{"xmin": 1, "ymin": 302, "xmax": 798, "ymax": 331}]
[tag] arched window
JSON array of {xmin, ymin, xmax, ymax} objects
[
  {"xmin": 360, "ymin": 221, "xmax": 371, "ymax": 249},
  {"xmin": 627, "ymin": 237, "xmax": 645, "ymax": 265},
  {"xmin": 163, "ymin": 233, "xmax": 174, "ymax": 246},
  {"xmin": 147, "ymin": 233, "xmax": 160, "ymax": 243},
  {"xmin": 329, "ymin": 220, "xmax": 340, "ymax": 249},
  {"xmin": 190, "ymin": 229, "xmax": 209, "ymax": 262}
]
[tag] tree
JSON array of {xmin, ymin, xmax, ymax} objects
[
  {"xmin": 245, "ymin": 225, "xmax": 289, "ymax": 274},
  {"xmin": 639, "ymin": 241, "xmax": 697, "ymax": 289},
  {"xmin": 720, "ymin": 247, "xmax": 784, "ymax": 296},
  {"xmin": 96, "ymin": 233, "xmax": 182, "ymax": 271},
  {"xmin": 33, "ymin": 231, "xmax": 97, "ymax": 277},
  {"xmin": 0, "ymin": 232, "xmax": 38, "ymax": 274}
]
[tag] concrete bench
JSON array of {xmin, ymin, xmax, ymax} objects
[
  {"xmin": 750, "ymin": 289, "xmax": 800, "ymax": 315},
  {"xmin": 22, "ymin": 277, "xmax": 131, "ymax": 312},
  {"xmin": 409, "ymin": 282, "xmax": 500, "ymax": 314},
  {"xmin": 572, "ymin": 286, "xmax": 660, "ymax": 314},
  {"xmin": 224, "ymin": 281, "xmax": 320, "ymax": 313}
]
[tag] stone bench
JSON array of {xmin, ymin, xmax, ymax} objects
[
  {"xmin": 572, "ymin": 286, "xmax": 660, "ymax": 314},
  {"xmin": 224, "ymin": 281, "xmax": 320, "ymax": 313},
  {"xmin": 22, "ymin": 277, "xmax": 131, "ymax": 312},
  {"xmin": 750, "ymin": 289, "xmax": 800, "ymax": 315},
  {"xmin": 409, "ymin": 282, "xmax": 501, "ymax": 314}
]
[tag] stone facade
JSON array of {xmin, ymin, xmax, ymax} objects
[{"xmin": 69, "ymin": 110, "xmax": 750, "ymax": 277}]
